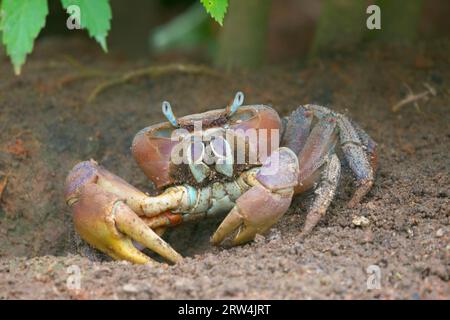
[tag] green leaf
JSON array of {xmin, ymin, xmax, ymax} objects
[
  {"xmin": 200, "ymin": 0, "xmax": 228, "ymax": 26},
  {"xmin": 61, "ymin": 0, "xmax": 112, "ymax": 52},
  {"xmin": 0, "ymin": 0, "xmax": 49, "ymax": 75}
]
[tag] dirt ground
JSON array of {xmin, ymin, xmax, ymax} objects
[{"xmin": 0, "ymin": 38, "xmax": 448, "ymax": 299}]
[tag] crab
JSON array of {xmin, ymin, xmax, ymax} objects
[{"xmin": 65, "ymin": 92, "xmax": 377, "ymax": 264}]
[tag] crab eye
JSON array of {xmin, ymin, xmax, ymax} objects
[
  {"xmin": 228, "ymin": 91, "xmax": 244, "ymax": 116},
  {"xmin": 162, "ymin": 101, "xmax": 178, "ymax": 127}
]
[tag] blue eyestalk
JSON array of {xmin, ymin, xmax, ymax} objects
[
  {"xmin": 229, "ymin": 91, "xmax": 244, "ymax": 116},
  {"xmin": 162, "ymin": 101, "xmax": 178, "ymax": 127}
]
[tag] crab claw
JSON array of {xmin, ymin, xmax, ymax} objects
[
  {"xmin": 65, "ymin": 160, "xmax": 182, "ymax": 264},
  {"xmin": 211, "ymin": 148, "xmax": 299, "ymax": 246}
]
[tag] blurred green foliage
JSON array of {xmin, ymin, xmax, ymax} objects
[
  {"xmin": 61, "ymin": 0, "xmax": 112, "ymax": 51},
  {"xmin": 0, "ymin": 0, "xmax": 112, "ymax": 74},
  {"xmin": 0, "ymin": 0, "xmax": 434, "ymax": 73},
  {"xmin": 370, "ymin": 0, "xmax": 423, "ymax": 43},
  {"xmin": 312, "ymin": 0, "xmax": 424, "ymax": 56},
  {"xmin": 200, "ymin": 0, "xmax": 228, "ymax": 26},
  {"xmin": 215, "ymin": 0, "xmax": 270, "ymax": 69},
  {"xmin": 0, "ymin": 0, "xmax": 49, "ymax": 74},
  {"xmin": 0, "ymin": 0, "xmax": 226, "ymax": 75},
  {"xmin": 150, "ymin": 3, "xmax": 212, "ymax": 54}
]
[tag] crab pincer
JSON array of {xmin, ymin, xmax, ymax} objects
[
  {"xmin": 211, "ymin": 147, "xmax": 299, "ymax": 246},
  {"xmin": 65, "ymin": 160, "xmax": 183, "ymax": 264}
]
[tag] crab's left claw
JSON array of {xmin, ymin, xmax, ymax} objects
[{"xmin": 211, "ymin": 148, "xmax": 299, "ymax": 246}]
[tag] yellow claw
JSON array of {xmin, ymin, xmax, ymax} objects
[
  {"xmin": 65, "ymin": 160, "xmax": 183, "ymax": 264},
  {"xmin": 71, "ymin": 183, "xmax": 182, "ymax": 265}
]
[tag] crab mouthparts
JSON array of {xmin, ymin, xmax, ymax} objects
[{"xmin": 184, "ymin": 135, "xmax": 234, "ymax": 183}]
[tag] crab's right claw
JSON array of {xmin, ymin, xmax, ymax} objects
[
  {"xmin": 211, "ymin": 148, "xmax": 299, "ymax": 246},
  {"xmin": 65, "ymin": 161, "xmax": 182, "ymax": 264}
]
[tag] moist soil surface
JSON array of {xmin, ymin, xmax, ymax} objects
[{"xmin": 0, "ymin": 38, "xmax": 448, "ymax": 299}]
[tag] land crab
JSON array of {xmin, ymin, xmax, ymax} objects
[{"xmin": 65, "ymin": 92, "xmax": 377, "ymax": 264}]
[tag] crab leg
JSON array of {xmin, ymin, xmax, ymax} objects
[
  {"xmin": 336, "ymin": 114, "xmax": 374, "ymax": 207},
  {"xmin": 284, "ymin": 114, "xmax": 342, "ymax": 235},
  {"xmin": 295, "ymin": 115, "xmax": 338, "ymax": 194},
  {"xmin": 351, "ymin": 119, "xmax": 378, "ymax": 172},
  {"xmin": 301, "ymin": 154, "xmax": 341, "ymax": 236},
  {"xmin": 211, "ymin": 147, "xmax": 299, "ymax": 246},
  {"xmin": 65, "ymin": 160, "xmax": 183, "ymax": 264},
  {"xmin": 304, "ymin": 104, "xmax": 375, "ymax": 207},
  {"xmin": 281, "ymin": 106, "xmax": 313, "ymax": 155}
]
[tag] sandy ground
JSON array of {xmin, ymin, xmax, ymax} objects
[{"xmin": 0, "ymin": 38, "xmax": 448, "ymax": 299}]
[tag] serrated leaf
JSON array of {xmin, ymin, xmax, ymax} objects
[
  {"xmin": 0, "ymin": 0, "xmax": 49, "ymax": 75},
  {"xmin": 200, "ymin": 0, "xmax": 228, "ymax": 26},
  {"xmin": 61, "ymin": 0, "xmax": 112, "ymax": 52}
]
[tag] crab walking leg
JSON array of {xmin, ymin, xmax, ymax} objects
[
  {"xmin": 281, "ymin": 106, "xmax": 313, "ymax": 155},
  {"xmin": 304, "ymin": 104, "xmax": 375, "ymax": 207},
  {"xmin": 301, "ymin": 154, "xmax": 341, "ymax": 236},
  {"xmin": 336, "ymin": 115, "xmax": 374, "ymax": 207},
  {"xmin": 211, "ymin": 148, "xmax": 299, "ymax": 246},
  {"xmin": 351, "ymin": 120, "xmax": 378, "ymax": 172},
  {"xmin": 294, "ymin": 115, "xmax": 338, "ymax": 194},
  {"xmin": 71, "ymin": 184, "xmax": 182, "ymax": 264}
]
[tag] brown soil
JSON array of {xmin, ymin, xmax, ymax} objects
[{"xmin": 0, "ymin": 38, "xmax": 448, "ymax": 299}]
